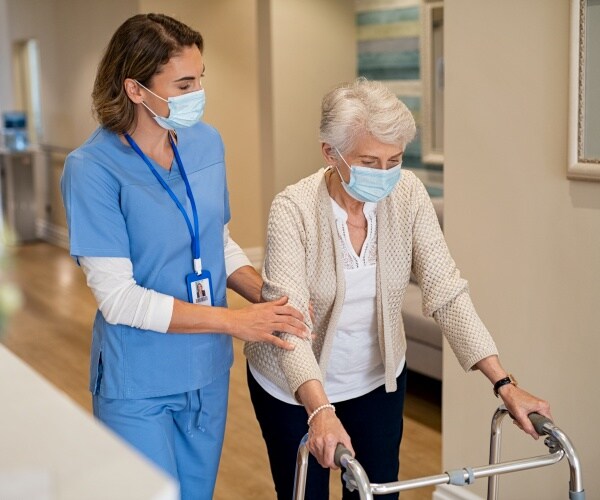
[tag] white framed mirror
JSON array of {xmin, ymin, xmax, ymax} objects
[
  {"xmin": 568, "ymin": 0, "xmax": 600, "ymax": 181},
  {"xmin": 421, "ymin": 0, "xmax": 444, "ymax": 165}
]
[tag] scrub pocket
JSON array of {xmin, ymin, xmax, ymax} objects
[{"xmin": 92, "ymin": 353, "xmax": 103, "ymax": 395}]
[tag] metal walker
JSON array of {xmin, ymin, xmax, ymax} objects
[{"xmin": 293, "ymin": 405, "xmax": 585, "ymax": 499}]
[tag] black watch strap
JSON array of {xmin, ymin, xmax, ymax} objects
[{"xmin": 493, "ymin": 374, "xmax": 517, "ymax": 397}]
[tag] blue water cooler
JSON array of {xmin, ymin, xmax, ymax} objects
[
  {"xmin": 2, "ymin": 112, "xmax": 29, "ymax": 151},
  {"xmin": 0, "ymin": 112, "xmax": 37, "ymax": 242}
]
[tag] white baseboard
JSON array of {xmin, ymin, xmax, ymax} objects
[
  {"xmin": 433, "ymin": 485, "xmax": 484, "ymax": 500},
  {"xmin": 37, "ymin": 219, "xmax": 69, "ymax": 249}
]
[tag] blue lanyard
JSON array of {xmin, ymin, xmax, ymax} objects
[{"xmin": 124, "ymin": 133, "xmax": 203, "ymax": 274}]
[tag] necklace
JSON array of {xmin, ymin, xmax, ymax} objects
[{"xmin": 346, "ymin": 219, "xmax": 367, "ymax": 230}]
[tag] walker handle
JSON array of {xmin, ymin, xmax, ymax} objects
[
  {"xmin": 334, "ymin": 444, "xmax": 353, "ymax": 468},
  {"xmin": 528, "ymin": 412, "xmax": 553, "ymax": 435}
]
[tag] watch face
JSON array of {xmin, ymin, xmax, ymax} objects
[{"xmin": 494, "ymin": 375, "xmax": 516, "ymax": 397}]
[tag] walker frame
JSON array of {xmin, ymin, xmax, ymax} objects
[{"xmin": 292, "ymin": 405, "xmax": 585, "ymax": 499}]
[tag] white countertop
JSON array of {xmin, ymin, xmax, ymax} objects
[{"xmin": 0, "ymin": 344, "xmax": 179, "ymax": 500}]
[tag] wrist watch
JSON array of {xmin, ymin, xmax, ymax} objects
[{"xmin": 493, "ymin": 374, "xmax": 517, "ymax": 397}]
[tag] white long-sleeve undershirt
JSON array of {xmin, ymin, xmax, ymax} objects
[{"xmin": 79, "ymin": 224, "xmax": 252, "ymax": 333}]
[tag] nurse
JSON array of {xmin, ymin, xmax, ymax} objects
[{"xmin": 60, "ymin": 13, "xmax": 308, "ymax": 500}]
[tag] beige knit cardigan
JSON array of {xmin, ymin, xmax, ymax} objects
[{"xmin": 244, "ymin": 169, "xmax": 498, "ymax": 397}]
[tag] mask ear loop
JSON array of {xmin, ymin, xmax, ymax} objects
[
  {"xmin": 332, "ymin": 146, "xmax": 351, "ymax": 184},
  {"xmin": 135, "ymin": 80, "xmax": 168, "ymax": 103},
  {"xmin": 134, "ymin": 80, "xmax": 170, "ymax": 121},
  {"xmin": 140, "ymin": 101, "xmax": 161, "ymax": 119}
]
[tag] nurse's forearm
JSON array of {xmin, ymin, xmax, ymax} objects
[
  {"xmin": 226, "ymin": 265, "xmax": 263, "ymax": 304},
  {"xmin": 168, "ymin": 298, "xmax": 234, "ymax": 334},
  {"xmin": 168, "ymin": 296, "xmax": 309, "ymax": 351}
]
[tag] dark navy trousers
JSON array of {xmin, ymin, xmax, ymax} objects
[{"xmin": 248, "ymin": 364, "xmax": 408, "ymax": 500}]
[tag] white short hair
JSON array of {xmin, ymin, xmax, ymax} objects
[{"xmin": 319, "ymin": 77, "xmax": 416, "ymax": 155}]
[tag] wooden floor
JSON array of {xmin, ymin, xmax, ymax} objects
[{"xmin": 2, "ymin": 242, "xmax": 441, "ymax": 499}]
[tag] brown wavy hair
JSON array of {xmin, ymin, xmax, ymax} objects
[{"xmin": 92, "ymin": 13, "xmax": 203, "ymax": 133}]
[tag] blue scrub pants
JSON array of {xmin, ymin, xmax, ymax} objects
[{"xmin": 93, "ymin": 371, "xmax": 230, "ymax": 500}]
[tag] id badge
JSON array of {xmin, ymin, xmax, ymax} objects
[{"xmin": 186, "ymin": 270, "xmax": 214, "ymax": 306}]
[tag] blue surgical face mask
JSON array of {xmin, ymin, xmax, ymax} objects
[
  {"xmin": 333, "ymin": 147, "xmax": 402, "ymax": 203},
  {"xmin": 136, "ymin": 80, "xmax": 205, "ymax": 130}
]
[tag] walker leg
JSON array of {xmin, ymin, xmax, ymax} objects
[
  {"xmin": 487, "ymin": 406, "xmax": 509, "ymax": 500},
  {"xmin": 292, "ymin": 434, "xmax": 310, "ymax": 500}
]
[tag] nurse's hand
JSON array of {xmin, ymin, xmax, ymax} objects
[{"xmin": 228, "ymin": 296, "xmax": 309, "ymax": 350}]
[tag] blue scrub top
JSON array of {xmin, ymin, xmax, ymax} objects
[{"xmin": 61, "ymin": 123, "xmax": 233, "ymax": 399}]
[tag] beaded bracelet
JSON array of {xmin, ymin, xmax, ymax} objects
[{"xmin": 307, "ymin": 403, "xmax": 336, "ymax": 426}]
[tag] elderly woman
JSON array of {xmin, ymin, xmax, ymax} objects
[{"xmin": 245, "ymin": 78, "xmax": 550, "ymax": 499}]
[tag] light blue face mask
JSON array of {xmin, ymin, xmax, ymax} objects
[
  {"xmin": 334, "ymin": 147, "xmax": 402, "ymax": 203},
  {"xmin": 136, "ymin": 80, "xmax": 205, "ymax": 130}
]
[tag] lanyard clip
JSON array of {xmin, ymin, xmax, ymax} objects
[{"xmin": 194, "ymin": 258, "xmax": 203, "ymax": 275}]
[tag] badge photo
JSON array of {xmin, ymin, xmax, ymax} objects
[{"xmin": 186, "ymin": 270, "xmax": 214, "ymax": 306}]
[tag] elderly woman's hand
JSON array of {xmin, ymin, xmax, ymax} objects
[
  {"xmin": 307, "ymin": 410, "xmax": 354, "ymax": 469},
  {"xmin": 474, "ymin": 355, "xmax": 552, "ymax": 439},
  {"xmin": 297, "ymin": 380, "xmax": 354, "ymax": 468},
  {"xmin": 497, "ymin": 384, "xmax": 552, "ymax": 439}
]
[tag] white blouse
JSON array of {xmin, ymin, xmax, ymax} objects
[{"xmin": 251, "ymin": 198, "xmax": 405, "ymax": 404}]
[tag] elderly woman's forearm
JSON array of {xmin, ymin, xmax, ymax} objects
[
  {"xmin": 474, "ymin": 355, "xmax": 508, "ymax": 384},
  {"xmin": 296, "ymin": 379, "xmax": 330, "ymax": 413}
]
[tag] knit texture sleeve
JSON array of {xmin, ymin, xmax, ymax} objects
[
  {"xmin": 433, "ymin": 291, "xmax": 498, "ymax": 371},
  {"xmin": 411, "ymin": 181, "xmax": 467, "ymax": 316},
  {"xmin": 245, "ymin": 194, "xmax": 322, "ymax": 396},
  {"xmin": 411, "ymin": 179, "xmax": 497, "ymax": 370}
]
